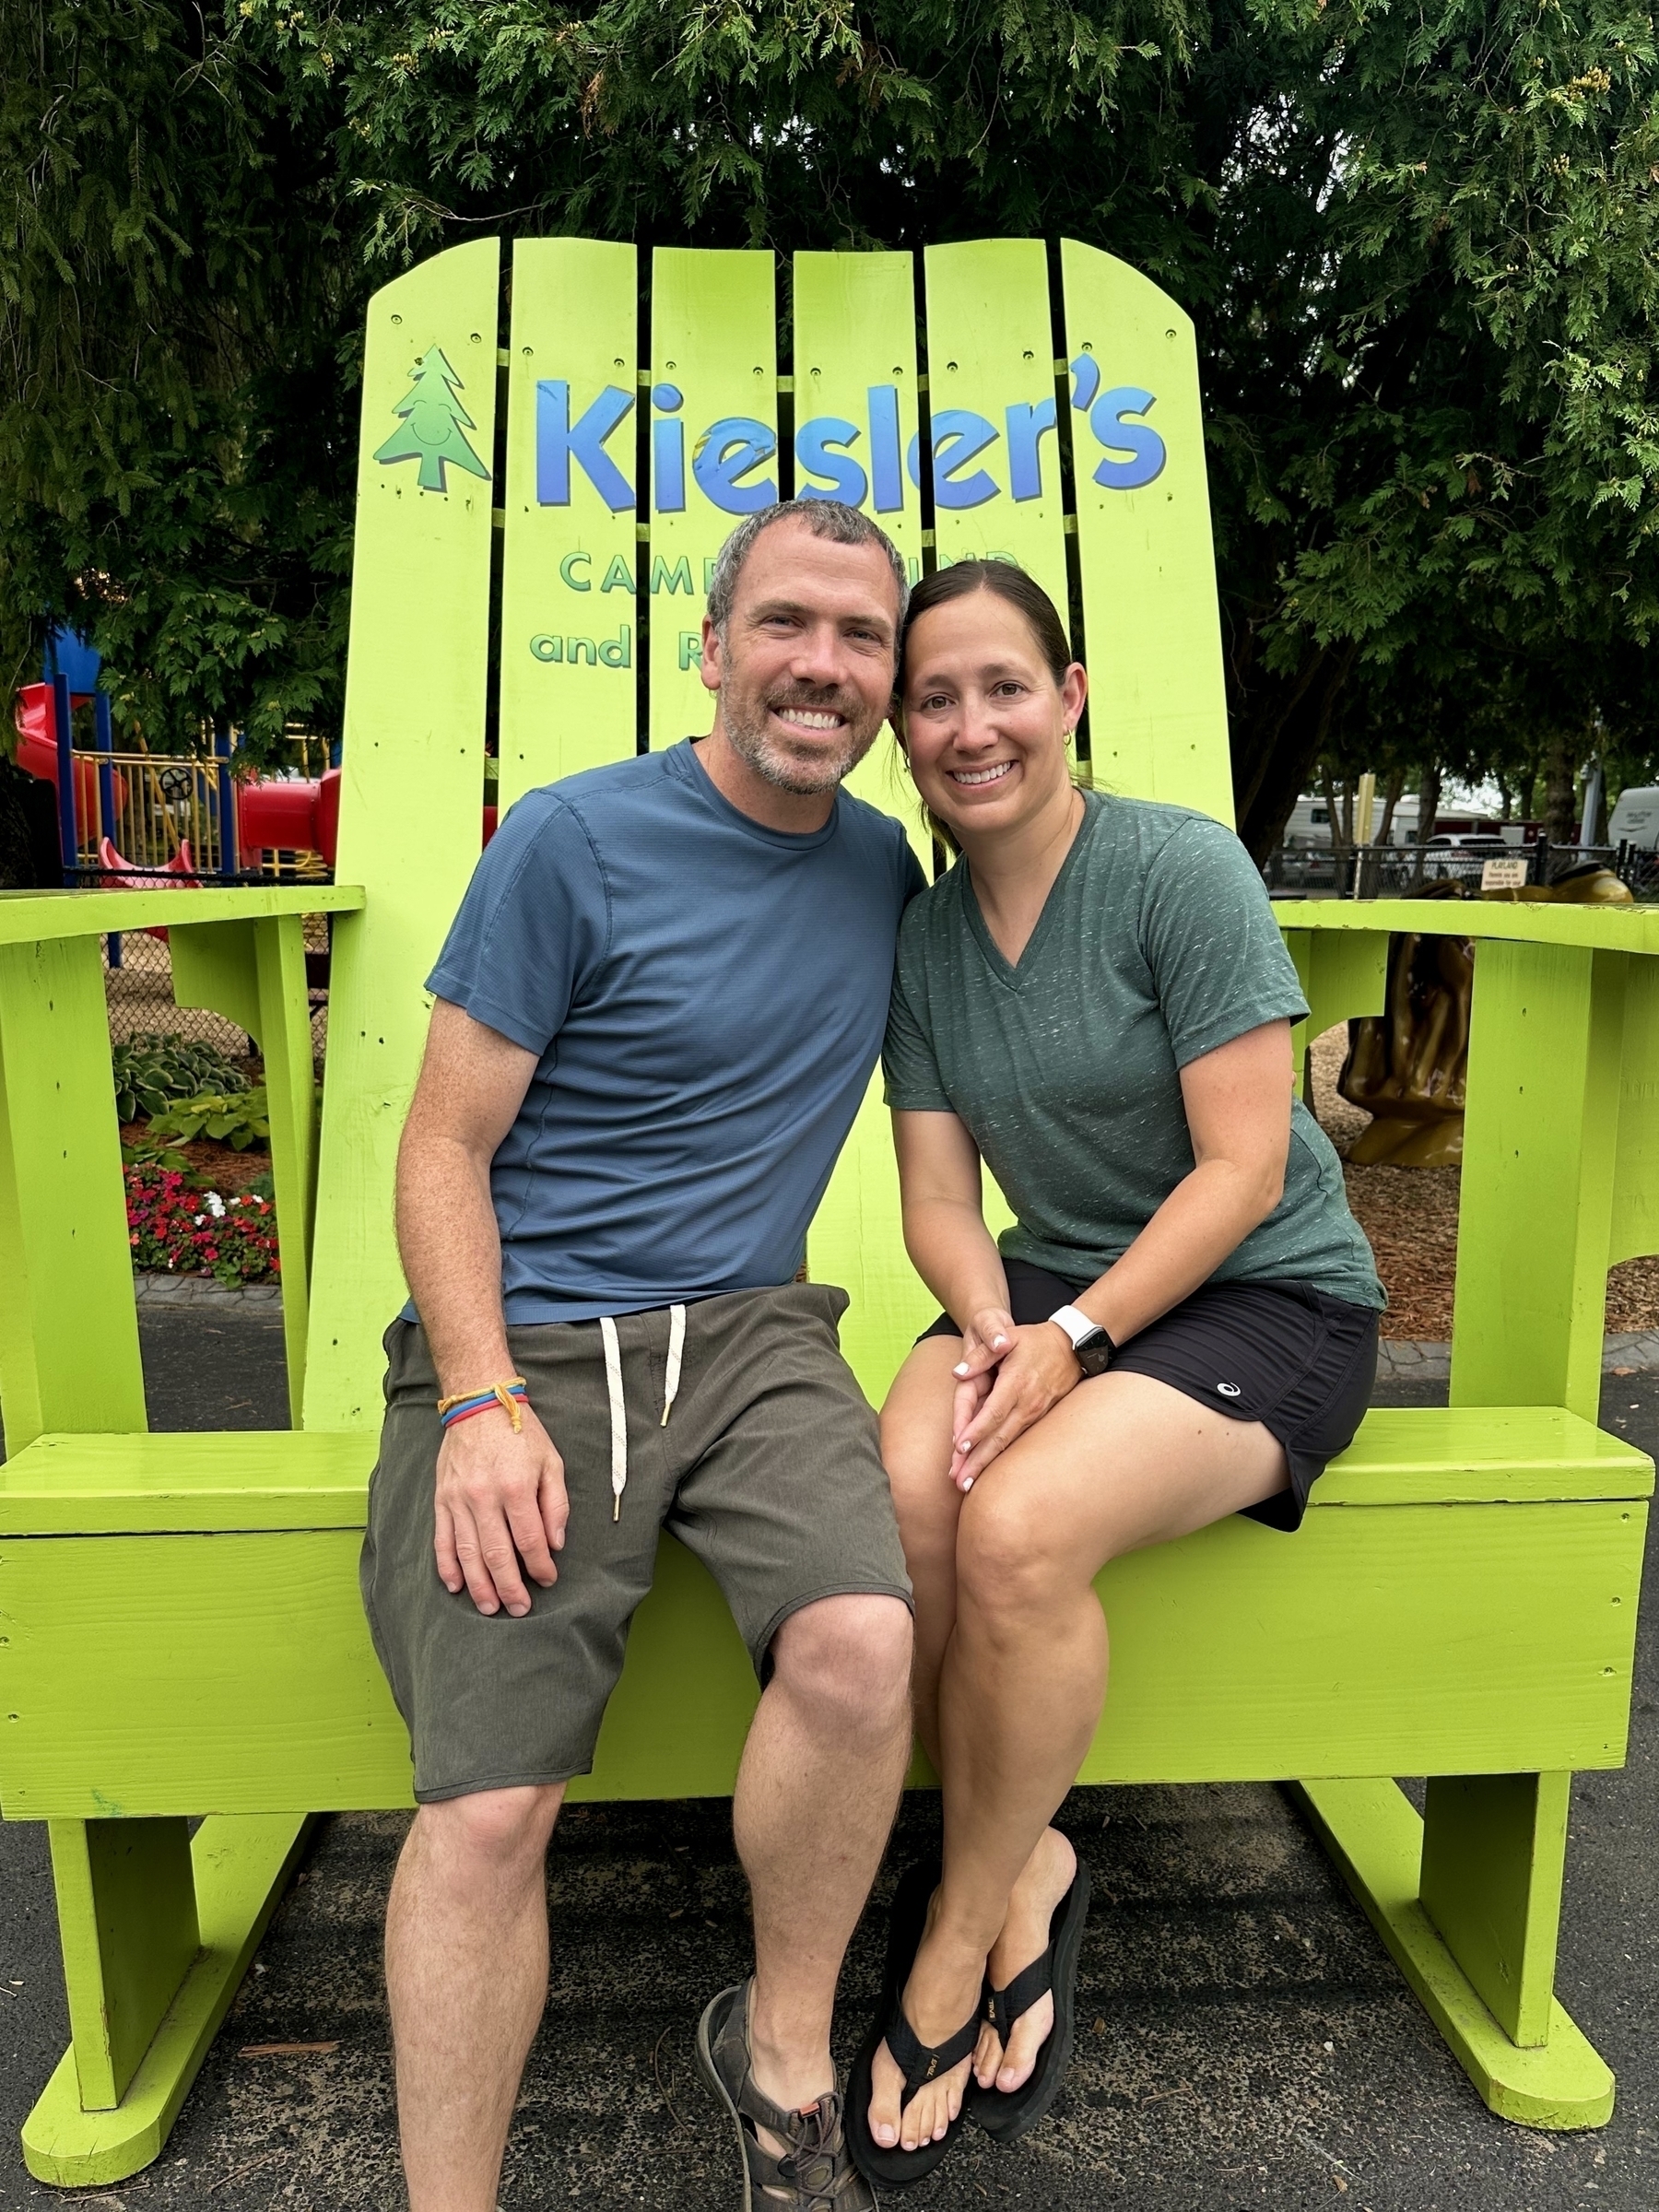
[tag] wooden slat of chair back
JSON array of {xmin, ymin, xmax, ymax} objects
[{"xmin": 302, "ymin": 237, "xmax": 1232, "ymax": 1431}]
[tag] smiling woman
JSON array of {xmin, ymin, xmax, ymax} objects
[{"xmin": 847, "ymin": 559, "xmax": 1385, "ymax": 2188}]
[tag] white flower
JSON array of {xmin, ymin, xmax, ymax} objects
[{"xmin": 204, "ymin": 1192, "xmax": 226, "ymax": 1218}]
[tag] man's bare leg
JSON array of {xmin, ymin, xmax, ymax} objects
[
  {"xmin": 387, "ymin": 1782, "xmax": 565, "ymax": 2211},
  {"xmin": 735, "ymin": 1594, "xmax": 914, "ymax": 2138}
]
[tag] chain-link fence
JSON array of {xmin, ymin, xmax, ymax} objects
[{"xmin": 102, "ymin": 919, "xmax": 330, "ymax": 1072}]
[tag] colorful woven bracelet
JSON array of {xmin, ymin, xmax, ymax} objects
[{"xmin": 437, "ymin": 1378, "xmax": 529, "ymax": 1432}]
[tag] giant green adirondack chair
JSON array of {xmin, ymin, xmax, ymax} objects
[{"xmin": 3, "ymin": 238, "xmax": 1657, "ymax": 2190}]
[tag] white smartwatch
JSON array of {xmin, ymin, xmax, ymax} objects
[{"xmin": 1047, "ymin": 1303, "xmax": 1117, "ymax": 1377}]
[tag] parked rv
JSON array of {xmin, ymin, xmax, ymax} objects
[{"xmin": 1609, "ymin": 786, "xmax": 1659, "ymax": 852}]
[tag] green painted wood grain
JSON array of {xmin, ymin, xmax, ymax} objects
[
  {"xmin": 1419, "ymin": 1771, "xmax": 1571, "ymax": 2048},
  {"xmin": 304, "ymin": 239, "xmax": 500, "ymax": 1433},
  {"xmin": 0, "ymin": 885, "xmax": 360, "ymax": 946},
  {"xmin": 648, "ymin": 249, "xmax": 777, "ymax": 749},
  {"xmin": 0, "ymin": 939, "xmax": 145, "ymax": 1451},
  {"xmin": 1281, "ymin": 927, "xmax": 1389, "ymax": 1097},
  {"xmin": 1611, "ymin": 948, "xmax": 1659, "ymax": 1265},
  {"xmin": 1295, "ymin": 1776, "xmax": 1614, "ymax": 2129},
  {"xmin": 1, "ymin": 1495, "xmax": 1641, "ymax": 1817},
  {"xmin": 169, "ymin": 917, "xmax": 318, "ymax": 1418},
  {"xmin": 253, "ymin": 916, "xmax": 320, "ymax": 1420},
  {"xmin": 922, "ymin": 240, "xmax": 1070, "ymax": 620},
  {"xmin": 0, "ymin": 1432, "xmax": 373, "ymax": 1534},
  {"xmin": 792, "ymin": 248, "xmax": 928, "ymax": 847},
  {"xmin": 500, "ymin": 238, "xmax": 639, "ymax": 807},
  {"xmin": 22, "ymin": 1815, "xmax": 314, "ymax": 2189},
  {"xmin": 5, "ymin": 1400, "xmax": 1643, "ymax": 1539},
  {"xmin": 1061, "ymin": 239, "xmax": 1232, "ymax": 822},
  {"xmin": 1272, "ymin": 899, "xmax": 1659, "ymax": 953},
  {"xmin": 1452, "ymin": 943, "xmax": 1626, "ymax": 1418},
  {"xmin": 48, "ymin": 1818, "xmax": 199, "ymax": 2109},
  {"xmin": 168, "ymin": 920, "xmax": 261, "ymax": 1041},
  {"xmin": 791, "ymin": 249, "xmax": 924, "ymax": 574}
]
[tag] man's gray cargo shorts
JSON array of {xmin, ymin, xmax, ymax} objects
[{"xmin": 360, "ymin": 1283, "xmax": 912, "ymax": 1802}]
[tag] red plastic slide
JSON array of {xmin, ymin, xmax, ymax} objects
[{"xmin": 12, "ymin": 682, "xmax": 125, "ymax": 820}]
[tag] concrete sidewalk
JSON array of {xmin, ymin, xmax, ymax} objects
[{"xmin": 1, "ymin": 1319, "xmax": 1654, "ymax": 2210}]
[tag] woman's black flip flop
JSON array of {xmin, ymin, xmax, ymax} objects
[
  {"xmin": 846, "ymin": 1860, "xmax": 982, "ymax": 2189},
  {"xmin": 969, "ymin": 1859, "xmax": 1092, "ymax": 2145}
]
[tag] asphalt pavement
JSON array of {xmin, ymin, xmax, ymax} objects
[{"xmin": 1, "ymin": 1319, "xmax": 1655, "ymax": 2211}]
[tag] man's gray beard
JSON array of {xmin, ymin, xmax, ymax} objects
[{"xmin": 723, "ymin": 697, "xmax": 878, "ymax": 795}]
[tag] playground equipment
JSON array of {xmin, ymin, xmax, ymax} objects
[
  {"xmin": 0, "ymin": 238, "xmax": 1655, "ymax": 2189},
  {"xmin": 13, "ymin": 681, "xmax": 236, "ymax": 881}
]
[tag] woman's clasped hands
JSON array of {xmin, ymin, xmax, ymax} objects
[{"xmin": 948, "ymin": 1304, "xmax": 1084, "ymax": 1488}]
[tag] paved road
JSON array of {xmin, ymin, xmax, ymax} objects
[{"xmin": 2, "ymin": 1320, "xmax": 1654, "ymax": 2210}]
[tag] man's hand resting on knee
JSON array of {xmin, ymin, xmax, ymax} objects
[
  {"xmin": 396, "ymin": 997, "xmax": 569, "ymax": 1619},
  {"xmin": 434, "ymin": 1406, "xmax": 568, "ymax": 1618}
]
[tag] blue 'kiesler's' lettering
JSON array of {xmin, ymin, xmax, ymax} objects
[
  {"xmin": 693, "ymin": 418, "xmax": 778, "ymax": 514},
  {"xmin": 1086, "ymin": 383, "xmax": 1166, "ymax": 491},
  {"xmin": 535, "ymin": 371, "xmax": 1165, "ymax": 513},
  {"xmin": 867, "ymin": 386, "xmax": 904, "ymax": 513},
  {"xmin": 536, "ymin": 382, "xmax": 635, "ymax": 512},
  {"xmin": 653, "ymin": 384, "xmax": 687, "ymax": 513},
  {"xmin": 1006, "ymin": 398, "xmax": 1057, "ymax": 503},
  {"xmin": 796, "ymin": 417, "xmax": 866, "ymax": 508},
  {"xmin": 908, "ymin": 411, "xmax": 1000, "ymax": 511}
]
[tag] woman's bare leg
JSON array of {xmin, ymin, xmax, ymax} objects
[
  {"xmin": 879, "ymin": 1337, "xmax": 969, "ymax": 1768},
  {"xmin": 876, "ymin": 1338, "xmax": 1081, "ymax": 2140},
  {"xmin": 868, "ymin": 1370, "xmax": 1291, "ymax": 2150}
]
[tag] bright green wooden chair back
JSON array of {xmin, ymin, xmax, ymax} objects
[{"xmin": 303, "ymin": 236, "xmax": 1232, "ymax": 1428}]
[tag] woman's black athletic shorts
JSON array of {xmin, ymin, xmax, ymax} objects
[{"xmin": 916, "ymin": 1259, "xmax": 1380, "ymax": 1532}]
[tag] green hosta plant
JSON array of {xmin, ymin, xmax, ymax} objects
[
  {"xmin": 112, "ymin": 1033, "xmax": 247, "ymax": 1123},
  {"xmin": 120, "ymin": 1134, "xmax": 196, "ymax": 1179},
  {"xmin": 148, "ymin": 1086, "xmax": 271, "ymax": 1151}
]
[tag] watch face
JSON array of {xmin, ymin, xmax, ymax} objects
[{"xmin": 1074, "ymin": 1329, "xmax": 1114, "ymax": 1378}]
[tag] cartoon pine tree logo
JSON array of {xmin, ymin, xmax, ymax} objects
[{"xmin": 374, "ymin": 346, "xmax": 491, "ymax": 494}]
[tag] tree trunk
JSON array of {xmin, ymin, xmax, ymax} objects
[
  {"xmin": 1321, "ymin": 762, "xmax": 1347, "ymax": 855},
  {"xmin": 1411, "ymin": 764, "xmax": 1441, "ymax": 884},
  {"xmin": 1544, "ymin": 734, "xmax": 1579, "ymax": 847},
  {"xmin": 1378, "ymin": 766, "xmax": 1406, "ymax": 844},
  {"xmin": 1230, "ymin": 640, "xmax": 1362, "ymax": 863}
]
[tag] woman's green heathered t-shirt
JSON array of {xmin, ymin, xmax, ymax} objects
[{"xmin": 882, "ymin": 791, "xmax": 1385, "ymax": 1312}]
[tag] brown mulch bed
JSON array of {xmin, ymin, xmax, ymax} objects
[{"xmin": 1309, "ymin": 1027, "xmax": 1659, "ymax": 1342}]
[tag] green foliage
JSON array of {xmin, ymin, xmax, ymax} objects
[
  {"xmin": 119, "ymin": 1134, "xmax": 196, "ymax": 1178},
  {"xmin": 110, "ymin": 1030, "xmax": 248, "ymax": 1122},
  {"xmin": 0, "ymin": 1, "xmax": 357, "ymax": 759},
  {"xmin": 5, "ymin": 0, "xmax": 1657, "ymax": 841},
  {"xmin": 147, "ymin": 1084, "xmax": 272, "ymax": 1150}
]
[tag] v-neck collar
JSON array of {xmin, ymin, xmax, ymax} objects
[{"xmin": 960, "ymin": 791, "xmax": 1101, "ymax": 987}]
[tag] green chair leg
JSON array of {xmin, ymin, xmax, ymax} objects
[
  {"xmin": 49, "ymin": 1817, "xmax": 201, "ymax": 2110},
  {"xmin": 1294, "ymin": 1776, "xmax": 1613, "ymax": 2130},
  {"xmin": 22, "ymin": 1812, "xmax": 315, "ymax": 2188},
  {"xmin": 1419, "ymin": 1771, "xmax": 1569, "ymax": 2047}
]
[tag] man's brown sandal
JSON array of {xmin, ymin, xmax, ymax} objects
[{"xmin": 698, "ymin": 1980, "xmax": 876, "ymax": 2210}]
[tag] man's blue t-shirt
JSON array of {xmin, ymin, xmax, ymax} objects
[{"xmin": 423, "ymin": 739, "xmax": 925, "ymax": 1324}]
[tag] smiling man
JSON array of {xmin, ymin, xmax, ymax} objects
[{"xmin": 365, "ymin": 501, "xmax": 924, "ymax": 2212}]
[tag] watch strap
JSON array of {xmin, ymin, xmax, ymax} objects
[{"xmin": 1048, "ymin": 1303, "xmax": 1099, "ymax": 1350}]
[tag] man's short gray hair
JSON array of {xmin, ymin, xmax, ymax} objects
[{"xmin": 706, "ymin": 500, "xmax": 910, "ymax": 640}]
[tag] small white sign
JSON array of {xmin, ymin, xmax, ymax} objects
[{"xmin": 1481, "ymin": 856, "xmax": 1528, "ymax": 890}]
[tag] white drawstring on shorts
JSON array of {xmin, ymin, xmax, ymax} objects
[{"xmin": 599, "ymin": 1305, "xmax": 687, "ymax": 1520}]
